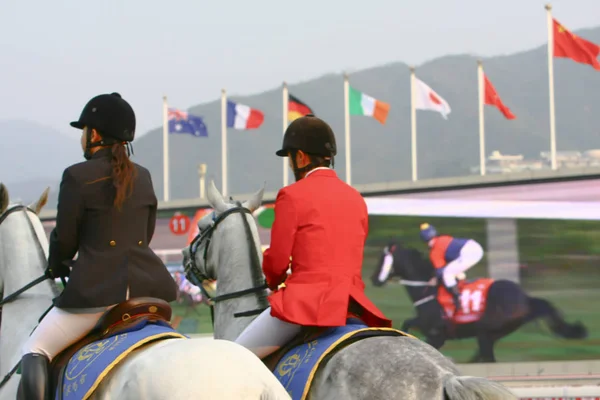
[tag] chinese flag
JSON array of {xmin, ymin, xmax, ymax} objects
[
  {"xmin": 484, "ymin": 74, "xmax": 516, "ymax": 120},
  {"xmin": 553, "ymin": 18, "xmax": 600, "ymax": 70}
]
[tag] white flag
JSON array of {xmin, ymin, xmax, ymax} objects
[{"xmin": 414, "ymin": 77, "xmax": 451, "ymax": 119}]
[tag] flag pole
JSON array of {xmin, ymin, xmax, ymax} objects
[
  {"xmin": 221, "ymin": 88, "xmax": 228, "ymax": 197},
  {"xmin": 162, "ymin": 95, "xmax": 170, "ymax": 202},
  {"xmin": 343, "ymin": 73, "xmax": 352, "ymax": 185},
  {"xmin": 410, "ymin": 66, "xmax": 417, "ymax": 181},
  {"xmin": 546, "ymin": 3, "xmax": 557, "ymax": 170},
  {"xmin": 477, "ymin": 60, "xmax": 486, "ymax": 176},
  {"xmin": 282, "ymin": 81, "xmax": 289, "ymax": 187}
]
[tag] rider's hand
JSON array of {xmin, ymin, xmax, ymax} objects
[{"xmin": 45, "ymin": 263, "xmax": 70, "ymax": 279}]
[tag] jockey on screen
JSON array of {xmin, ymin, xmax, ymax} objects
[{"xmin": 419, "ymin": 223, "xmax": 484, "ymax": 312}]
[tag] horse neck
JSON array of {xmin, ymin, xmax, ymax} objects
[
  {"xmin": 395, "ymin": 250, "xmax": 437, "ymax": 302},
  {"xmin": 0, "ymin": 209, "xmax": 57, "ymax": 376},
  {"xmin": 212, "ymin": 213, "xmax": 269, "ymax": 341}
]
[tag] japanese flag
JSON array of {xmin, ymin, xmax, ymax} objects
[{"xmin": 414, "ymin": 77, "xmax": 451, "ymax": 119}]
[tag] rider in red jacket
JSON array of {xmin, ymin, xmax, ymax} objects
[{"xmin": 235, "ymin": 115, "xmax": 391, "ymax": 359}]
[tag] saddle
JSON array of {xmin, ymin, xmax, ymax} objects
[
  {"xmin": 262, "ymin": 302, "xmax": 366, "ymax": 372},
  {"xmin": 50, "ymin": 297, "xmax": 172, "ymax": 395}
]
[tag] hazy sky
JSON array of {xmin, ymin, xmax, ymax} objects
[{"xmin": 1, "ymin": 0, "xmax": 599, "ymax": 139}]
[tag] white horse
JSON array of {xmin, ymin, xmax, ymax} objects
[
  {"xmin": 182, "ymin": 181, "xmax": 517, "ymax": 400},
  {"xmin": 0, "ymin": 182, "xmax": 291, "ymax": 400}
]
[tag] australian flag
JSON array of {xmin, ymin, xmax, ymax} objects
[{"xmin": 168, "ymin": 109, "xmax": 208, "ymax": 137}]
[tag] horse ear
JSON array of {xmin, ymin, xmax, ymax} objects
[
  {"xmin": 242, "ymin": 185, "xmax": 264, "ymax": 213},
  {"xmin": 207, "ymin": 180, "xmax": 228, "ymax": 214},
  {"xmin": 30, "ymin": 186, "xmax": 50, "ymax": 215},
  {"xmin": 0, "ymin": 183, "xmax": 8, "ymax": 214}
]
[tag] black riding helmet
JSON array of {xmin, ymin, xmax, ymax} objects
[
  {"xmin": 276, "ymin": 114, "xmax": 337, "ymax": 181},
  {"xmin": 70, "ymin": 92, "xmax": 136, "ymax": 160}
]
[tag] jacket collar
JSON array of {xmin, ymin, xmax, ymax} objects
[
  {"xmin": 90, "ymin": 147, "xmax": 112, "ymax": 159},
  {"xmin": 305, "ymin": 167, "xmax": 336, "ymax": 179}
]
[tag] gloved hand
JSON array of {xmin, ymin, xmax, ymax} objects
[{"xmin": 45, "ymin": 262, "xmax": 70, "ymax": 280}]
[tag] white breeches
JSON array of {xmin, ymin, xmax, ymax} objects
[
  {"xmin": 21, "ymin": 306, "xmax": 110, "ymax": 361},
  {"xmin": 443, "ymin": 240, "xmax": 484, "ymax": 288},
  {"xmin": 22, "ymin": 287, "xmax": 130, "ymax": 361},
  {"xmin": 234, "ymin": 307, "xmax": 302, "ymax": 358}
]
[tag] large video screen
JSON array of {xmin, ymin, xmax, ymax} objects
[
  {"xmin": 141, "ymin": 200, "xmax": 599, "ymax": 364},
  {"xmin": 365, "ymin": 214, "xmax": 599, "ymax": 363}
]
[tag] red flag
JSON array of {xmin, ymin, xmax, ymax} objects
[
  {"xmin": 483, "ymin": 74, "xmax": 516, "ymax": 120},
  {"xmin": 553, "ymin": 18, "xmax": 600, "ymax": 70}
]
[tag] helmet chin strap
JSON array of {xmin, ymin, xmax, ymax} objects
[{"xmin": 83, "ymin": 130, "xmax": 133, "ymax": 160}]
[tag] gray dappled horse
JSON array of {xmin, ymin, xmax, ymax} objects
[
  {"xmin": 371, "ymin": 241, "xmax": 587, "ymax": 363},
  {"xmin": 182, "ymin": 180, "xmax": 517, "ymax": 400},
  {"xmin": 0, "ymin": 182, "xmax": 291, "ymax": 400}
]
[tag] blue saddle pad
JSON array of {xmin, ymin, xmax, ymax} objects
[
  {"xmin": 272, "ymin": 321, "xmax": 413, "ymax": 400},
  {"xmin": 57, "ymin": 322, "xmax": 186, "ymax": 400}
]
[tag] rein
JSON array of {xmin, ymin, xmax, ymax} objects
[
  {"xmin": 184, "ymin": 203, "xmax": 268, "ymax": 328},
  {"xmin": 399, "ymin": 279, "xmax": 437, "ymax": 307}
]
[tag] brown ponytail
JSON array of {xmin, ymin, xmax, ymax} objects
[{"xmin": 111, "ymin": 143, "xmax": 137, "ymax": 210}]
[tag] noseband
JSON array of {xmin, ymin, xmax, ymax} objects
[{"xmin": 184, "ymin": 203, "xmax": 268, "ymax": 326}]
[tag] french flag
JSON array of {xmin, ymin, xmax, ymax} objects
[{"xmin": 227, "ymin": 100, "xmax": 264, "ymax": 130}]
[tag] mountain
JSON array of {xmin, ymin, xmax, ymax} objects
[
  {"xmin": 133, "ymin": 25, "xmax": 600, "ymax": 201},
  {"xmin": 3, "ymin": 25, "xmax": 600, "ymax": 207},
  {"xmin": 0, "ymin": 120, "xmax": 81, "ymax": 207}
]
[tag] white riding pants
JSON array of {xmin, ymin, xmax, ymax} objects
[
  {"xmin": 22, "ymin": 287, "xmax": 129, "ymax": 362},
  {"xmin": 21, "ymin": 306, "xmax": 110, "ymax": 362},
  {"xmin": 234, "ymin": 307, "xmax": 302, "ymax": 358},
  {"xmin": 442, "ymin": 240, "xmax": 484, "ymax": 288}
]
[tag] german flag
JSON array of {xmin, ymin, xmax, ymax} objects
[{"xmin": 288, "ymin": 94, "xmax": 314, "ymax": 121}]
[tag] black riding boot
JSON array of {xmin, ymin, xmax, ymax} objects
[
  {"xmin": 17, "ymin": 353, "xmax": 51, "ymax": 400},
  {"xmin": 448, "ymin": 285, "xmax": 461, "ymax": 313}
]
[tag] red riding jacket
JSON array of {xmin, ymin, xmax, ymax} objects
[{"xmin": 262, "ymin": 168, "xmax": 392, "ymax": 328}]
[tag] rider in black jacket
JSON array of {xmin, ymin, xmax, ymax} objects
[{"xmin": 18, "ymin": 92, "xmax": 177, "ymax": 400}]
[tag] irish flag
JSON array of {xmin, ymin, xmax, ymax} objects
[
  {"xmin": 348, "ymin": 86, "xmax": 390, "ymax": 124},
  {"xmin": 227, "ymin": 100, "xmax": 264, "ymax": 130}
]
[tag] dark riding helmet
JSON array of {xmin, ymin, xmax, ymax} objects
[
  {"xmin": 276, "ymin": 114, "xmax": 337, "ymax": 158},
  {"xmin": 70, "ymin": 92, "xmax": 136, "ymax": 142},
  {"xmin": 420, "ymin": 223, "xmax": 438, "ymax": 242}
]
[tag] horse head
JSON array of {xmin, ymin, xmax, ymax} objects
[
  {"xmin": 0, "ymin": 183, "xmax": 57, "ymax": 388},
  {"xmin": 0, "ymin": 183, "xmax": 51, "ymax": 291},
  {"xmin": 371, "ymin": 239, "xmax": 436, "ymax": 287},
  {"xmin": 181, "ymin": 180, "xmax": 267, "ymax": 340},
  {"xmin": 183, "ymin": 180, "xmax": 264, "ymax": 283}
]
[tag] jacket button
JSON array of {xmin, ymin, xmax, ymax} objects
[
  {"xmin": 109, "ymin": 240, "xmax": 116, "ymax": 247},
  {"xmin": 138, "ymin": 240, "xmax": 143, "ymax": 245}
]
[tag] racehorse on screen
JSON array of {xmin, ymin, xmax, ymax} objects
[{"xmin": 371, "ymin": 241, "xmax": 587, "ymax": 363}]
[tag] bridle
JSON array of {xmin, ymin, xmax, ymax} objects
[{"xmin": 184, "ymin": 202, "xmax": 268, "ymax": 327}]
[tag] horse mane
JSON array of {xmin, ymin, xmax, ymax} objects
[{"xmin": 397, "ymin": 247, "xmax": 435, "ymax": 280}]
